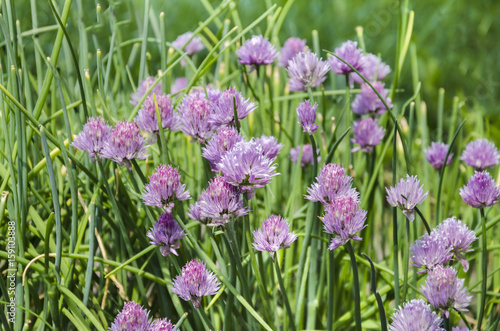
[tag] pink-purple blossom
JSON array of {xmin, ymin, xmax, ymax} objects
[
  {"xmin": 352, "ymin": 53, "xmax": 391, "ymax": 84},
  {"xmin": 134, "ymin": 93, "xmax": 179, "ymax": 137},
  {"xmin": 101, "ymin": 121, "xmax": 148, "ymax": 170},
  {"xmin": 329, "ymin": 40, "xmax": 364, "ymax": 75},
  {"xmin": 306, "ymin": 163, "xmax": 356, "ymax": 205},
  {"xmin": 209, "ymin": 87, "xmax": 257, "ymax": 128},
  {"xmin": 386, "ymin": 175, "xmax": 428, "ymax": 222},
  {"xmin": 236, "ymin": 35, "xmax": 277, "ymax": 69},
  {"xmin": 130, "ymin": 77, "xmax": 163, "ymax": 106},
  {"xmin": 202, "ymin": 127, "xmax": 243, "ymax": 171},
  {"xmin": 351, "ymin": 118, "xmax": 385, "ymax": 152},
  {"xmin": 278, "ymin": 37, "xmax": 306, "ymax": 67},
  {"xmin": 389, "ymin": 299, "xmax": 444, "ymax": 331},
  {"xmin": 72, "ymin": 116, "xmax": 111, "ymax": 162},
  {"xmin": 109, "ymin": 301, "xmax": 153, "ymax": 331},
  {"xmin": 289, "ymin": 144, "xmax": 320, "ymax": 167},
  {"xmin": 425, "ymin": 142, "xmax": 453, "ymax": 169},
  {"xmin": 460, "ymin": 138, "xmax": 500, "ymax": 170},
  {"xmin": 296, "ymin": 100, "xmax": 319, "ymax": 135},
  {"xmin": 142, "ymin": 164, "xmax": 190, "ymax": 212},
  {"xmin": 170, "ymin": 259, "xmax": 221, "ymax": 309},
  {"xmin": 252, "ymin": 214, "xmax": 297, "ymax": 260},
  {"xmin": 172, "ymin": 32, "xmax": 205, "ymax": 56},
  {"xmin": 459, "ymin": 171, "xmax": 500, "ymax": 208},
  {"xmin": 286, "ymin": 50, "xmax": 330, "ymax": 91},
  {"xmin": 177, "ymin": 90, "xmax": 215, "ymax": 143},
  {"xmin": 147, "ymin": 213, "xmax": 186, "ymax": 257},
  {"xmin": 421, "ymin": 265, "xmax": 472, "ymax": 317},
  {"xmin": 351, "ymin": 81, "xmax": 392, "ymax": 116}
]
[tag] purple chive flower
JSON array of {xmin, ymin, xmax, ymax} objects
[
  {"xmin": 209, "ymin": 87, "xmax": 257, "ymax": 128},
  {"xmin": 287, "ymin": 50, "xmax": 330, "ymax": 91},
  {"xmin": 130, "ymin": 77, "xmax": 163, "ymax": 106},
  {"xmin": 147, "ymin": 213, "xmax": 186, "ymax": 257},
  {"xmin": 459, "ymin": 171, "xmax": 500, "ymax": 208},
  {"xmin": 451, "ymin": 327, "xmax": 469, "ymax": 331},
  {"xmin": 289, "ymin": 144, "xmax": 320, "ymax": 167},
  {"xmin": 218, "ymin": 140, "xmax": 279, "ymax": 196},
  {"xmin": 172, "ymin": 32, "xmax": 204, "ymax": 56},
  {"xmin": 322, "ymin": 194, "xmax": 367, "ymax": 250},
  {"xmin": 352, "ymin": 53, "xmax": 391, "ymax": 84},
  {"xmin": 460, "ymin": 138, "xmax": 500, "ymax": 170},
  {"xmin": 187, "ymin": 201, "xmax": 206, "ymax": 223},
  {"xmin": 351, "ymin": 81, "xmax": 392, "ymax": 116},
  {"xmin": 142, "ymin": 164, "xmax": 190, "ymax": 212},
  {"xmin": 101, "ymin": 121, "xmax": 148, "ymax": 170},
  {"xmin": 296, "ymin": 100, "xmax": 319, "ymax": 135},
  {"xmin": 351, "ymin": 118, "xmax": 385, "ymax": 153},
  {"xmin": 109, "ymin": 301, "xmax": 153, "ymax": 331},
  {"xmin": 278, "ymin": 37, "xmax": 306, "ymax": 67},
  {"xmin": 170, "ymin": 259, "xmax": 221, "ymax": 309},
  {"xmin": 435, "ymin": 217, "xmax": 476, "ymax": 272},
  {"xmin": 150, "ymin": 318, "xmax": 176, "ymax": 331},
  {"xmin": 386, "ymin": 175, "xmax": 429, "ymax": 222},
  {"xmin": 72, "ymin": 116, "xmax": 111, "ymax": 162},
  {"xmin": 236, "ymin": 35, "xmax": 277, "ymax": 70},
  {"xmin": 306, "ymin": 163, "xmax": 356, "ymax": 205},
  {"xmin": 193, "ymin": 175, "xmax": 249, "ymax": 227},
  {"xmin": 171, "ymin": 77, "xmax": 187, "ymax": 95},
  {"xmin": 255, "ymin": 135, "xmax": 283, "ymax": 159},
  {"xmin": 410, "ymin": 233, "xmax": 453, "ymax": 273},
  {"xmin": 177, "ymin": 90, "xmax": 215, "ymax": 143},
  {"xmin": 135, "ymin": 94, "xmax": 179, "ymax": 137},
  {"xmin": 425, "ymin": 142, "xmax": 453, "ymax": 169},
  {"xmin": 202, "ymin": 127, "xmax": 243, "ymax": 171},
  {"xmin": 388, "ymin": 299, "xmax": 444, "ymax": 331},
  {"xmin": 329, "ymin": 40, "xmax": 364, "ymax": 75},
  {"xmin": 421, "ymin": 265, "xmax": 472, "ymax": 317},
  {"xmin": 252, "ymin": 214, "xmax": 298, "ymax": 260}
]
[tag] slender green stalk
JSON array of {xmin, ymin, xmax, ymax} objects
[
  {"xmin": 436, "ymin": 119, "xmax": 465, "ymax": 223},
  {"xmin": 402, "ymin": 218, "xmax": 410, "ymax": 302},
  {"xmin": 477, "ymin": 208, "xmax": 488, "ymax": 330},
  {"xmin": 274, "ymin": 258, "xmax": 296, "ymax": 331},
  {"xmin": 345, "ymin": 241, "xmax": 362, "ymax": 331},
  {"xmin": 327, "ymin": 251, "xmax": 335, "ymax": 330},
  {"xmin": 392, "ymin": 121, "xmax": 400, "ymax": 308},
  {"xmin": 82, "ymin": 202, "xmax": 96, "ymax": 307}
]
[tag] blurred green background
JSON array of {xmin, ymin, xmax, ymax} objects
[{"xmin": 19, "ymin": 0, "xmax": 500, "ymax": 126}]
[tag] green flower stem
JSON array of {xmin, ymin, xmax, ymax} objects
[
  {"xmin": 345, "ymin": 241, "xmax": 362, "ymax": 331},
  {"xmin": 274, "ymin": 258, "xmax": 296, "ymax": 331},
  {"xmin": 392, "ymin": 122, "xmax": 400, "ymax": 308},
  {"xmin": 327, "ymin": 250, "xmax": 335, "ymax": 330},
  {"xmin": 477, "ymin": 207, "xmax": 488, "ymax": 330}
]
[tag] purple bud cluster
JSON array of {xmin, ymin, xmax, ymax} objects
[
  {"xmin": 386, "ymin": 175, "xmax": 428, "ymax": 222},
  {"xmin": 252, "ymin": 214, "xmax": 298, "ymax": 260},
  {"xmin": 110, "ymin": 301, "xmax": 176, "ymax": 331}
]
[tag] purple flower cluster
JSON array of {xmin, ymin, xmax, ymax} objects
[
  {"xmin": 142, "ymin": 164, "xmax": 190, "ymax": 212},
  {"xmin": 252, "ymin": 214, "xmax": 297, "ymax": 260},
  {"xmin": 278, "ymin": 37, "xmax": 306, "ymax": 67},
  {"xmin": 187, "ymin": 175, "xmax": 249, "ymax": 227},
  {"xmin": 255, "ymin": 135, "xmax": 284, "ymax": 159},
  {"xmin": 209, "ymin": 87, "xmax": 257, "ymax": 128},
  {"xmin": 410, "ymin": 217, "xmax": 476, "ymax": 272},
  {"xmin": 110, "ymin": 301, "xmax": 176, "ymax": 331},
  {"xmin": 386, "ymin": 175, "xmax": 428, "ymax": 221},
  {"xmin": 460, "ymin": 170, "xmax": 500, "ymax": 208},
  {"xmin": 296, "ymin": 100, "xmax": 319, "ymax": 135},
  {"xmin": 72, "ymin": 116, "xmax": 111, "ymax": 162},
  {"xmin": 289, "ymin": 144, "xmax": 320, "ymax": 167},
  {"xmin": 218, "ymin": 139, "xmax": 280, "ymax": 196},
  {"xmin": 421, "ymin": 265, "xmax": 472, "ymax": 317},
  {"xmin": 147, "ymin": 213, "xmax": 186, "ymax": 257},
  {"xmin": 306, "ymin": 163, "xmax": 355, "ymax": 205},
  {"xmin": 329, "ymin": 40, "xmax": 364, "ymax": 75},
  {"xmin": 202, "ymin": 127, "xmax": 243, "ymax": 171},
  {"xmin": 130, "ymin": 77, "xmax": 163, "ymax": 106},
  {"xmin": 351, "ymin": 81, "xmax": 392, "ymax": 116},
  {"xmin": 352, "ymin": 53, "xmax": 391, "ymax": 84},
  {"xmin": 177, "ymin": 90, "xmax": 216, "ymax": 143},
  {"xmin": 286, "ymin": 50, "xmax": 330, "ymax": 91},
  {"xmin": 425, "ymin": 142, "xmax": 453, "ymax": 169},
  {"xmin": 135, "ymin": 93, "xmax": 179, "ymax": 137},
  {"xmin": 170, "ymin": 259, "xmax": 221, "ymax": 309},
  {"xmin": 172, "ymin": 32, "xmax": 204, "ymax": 56},
  {"xmin": 236, "ymin": 35, "xmax": 277, "ymax": 70},
  {"xmin": 101, "ymin": 121, "xmax": 148, "ymax": 170},
  {"xmin": 460, "ymin": 138, "xmax": 499, "ymax": 170},
  {"xmin": 322, "ymin": 193, "xmax": 368, "ymax": 250},
  {"xmin": 351, "ymin": 118, "xmax": 385, "ymax": 153},
  {"xmin": 389, "ymin": 299, "xmax": 444, "ymax": 331}
]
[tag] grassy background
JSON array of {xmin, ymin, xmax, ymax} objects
[{"xmin": 1, "ymin": 0, "xmax": 499, "ymax": 330}]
